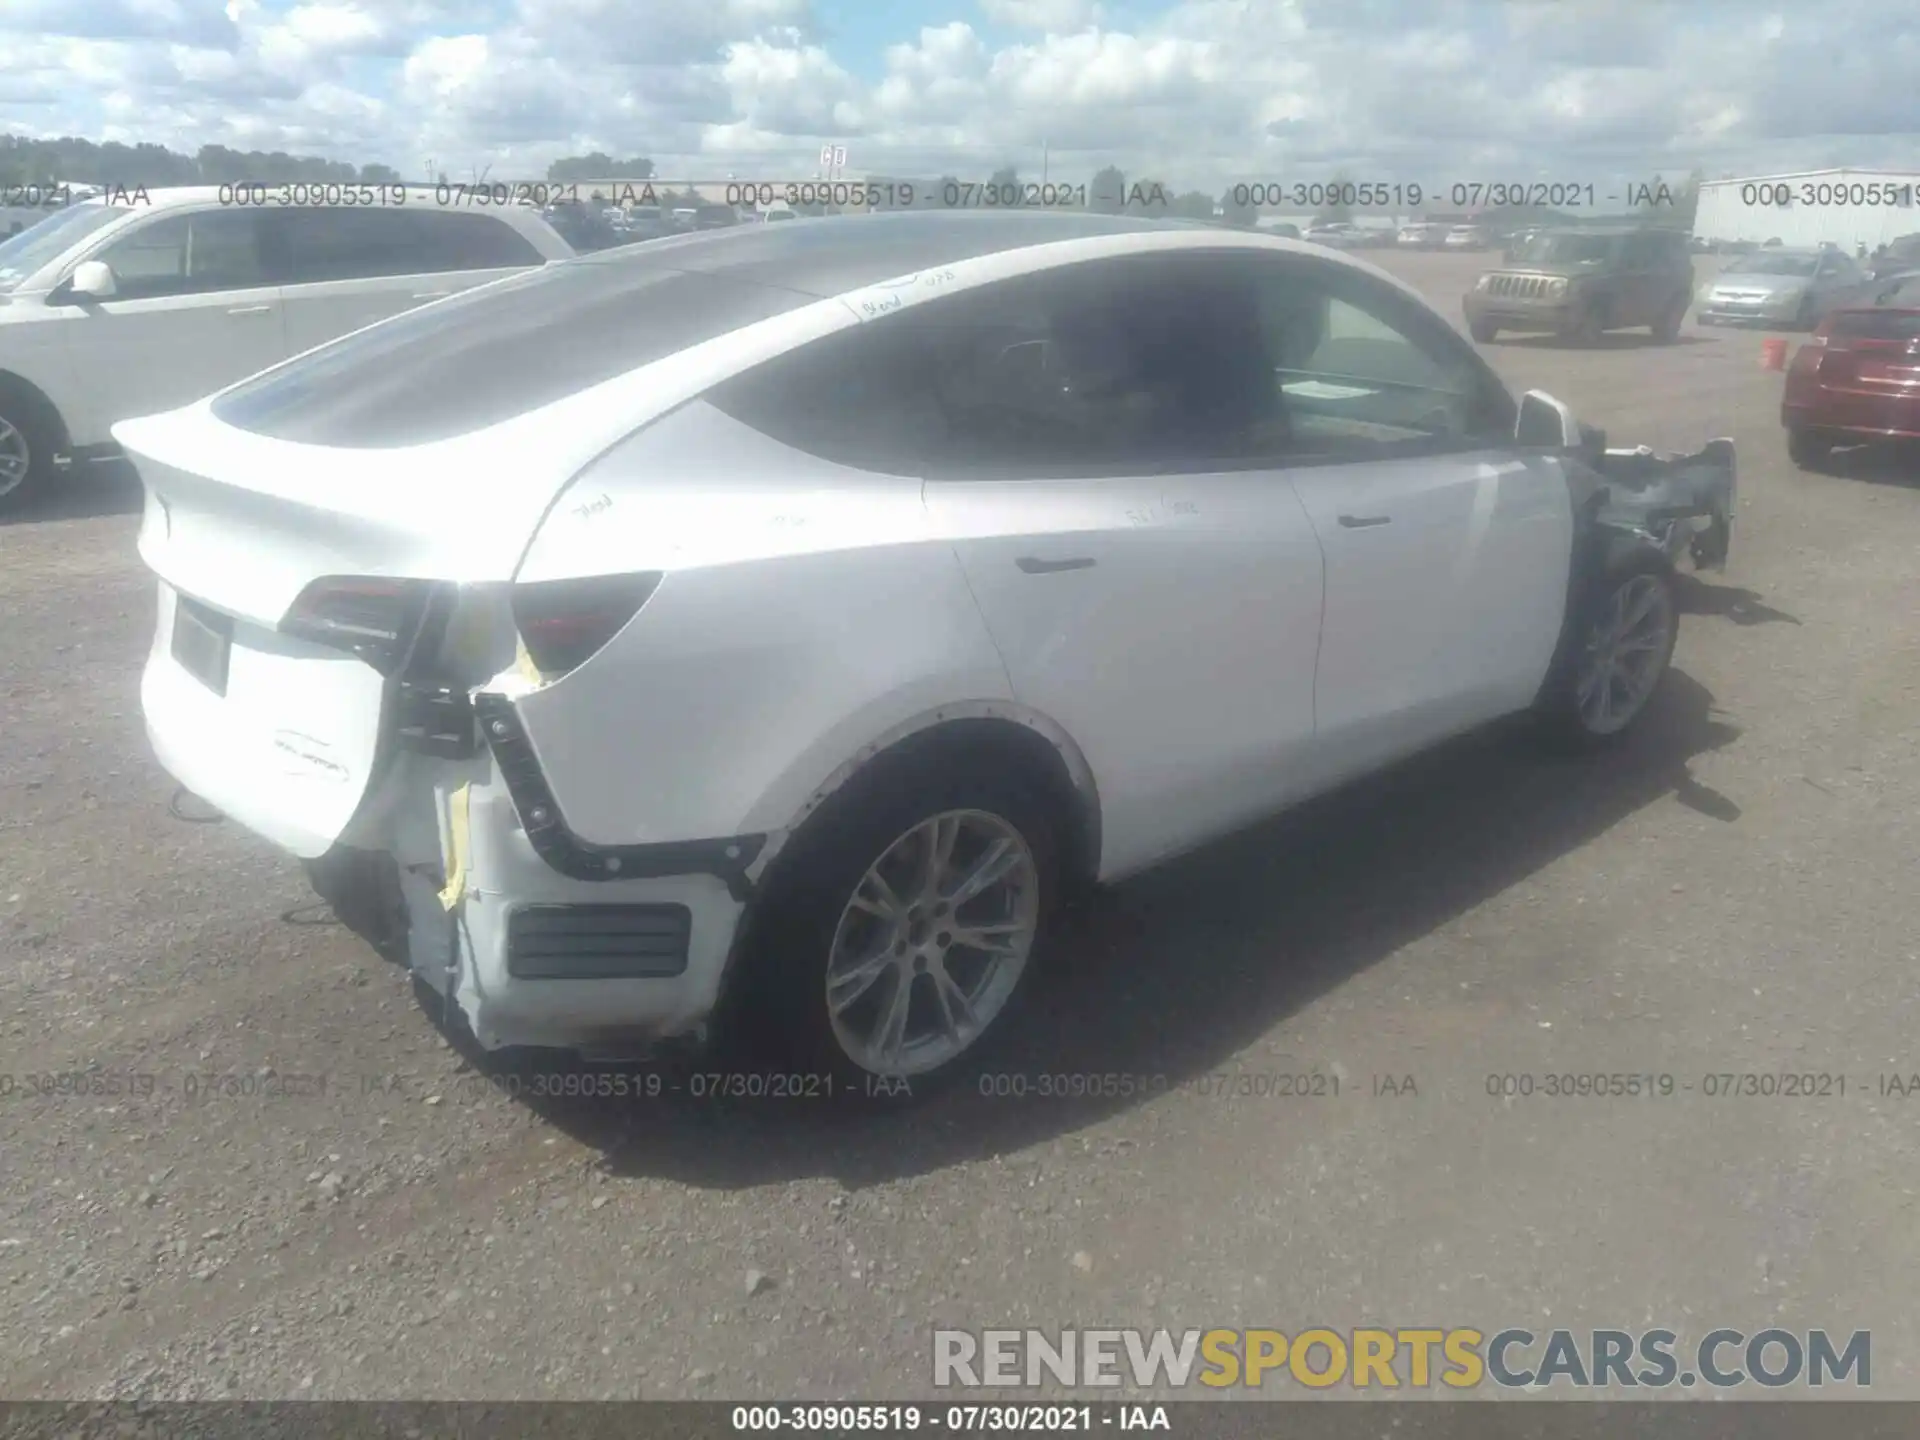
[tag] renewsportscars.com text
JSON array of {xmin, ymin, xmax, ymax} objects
[{"xmin": 933, "ymin": 1327, "xmax": 1871, "ymax": 1390}]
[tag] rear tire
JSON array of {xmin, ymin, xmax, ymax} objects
[
  {"xmin": 1469, "ymin": 318, "xmax": 1499, "ymax": 343},
  {"xmin": 1787, "ymin": 427, "xmax": 1833, "ymax": 470},
  {"xmin": 0, "ymin": 385, "xmax": 63, "ymax": 515},
  {"xmin": 1535, "ymin": 555, "xmax": 1679, "ymax": 751},
  {"xmin": 727, "ymin": 762, "xmax": 1064, "ymax": 1103}
]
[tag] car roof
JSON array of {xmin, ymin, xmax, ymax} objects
[
  {"xmin": 565, "ymin": 209, "xmax": 1217, "ymax": 298},
  {"xmin": 206, "ymin": 213, "xmax": 1343, "ymax": 450}
]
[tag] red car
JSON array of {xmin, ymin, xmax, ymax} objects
[{"xmin": 1782, "ymin": 285, "xmax": 1920, "ymax": 468}]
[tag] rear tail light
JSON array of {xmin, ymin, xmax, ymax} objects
[
  {"xmin": 281, "ymin": 575, "xmax": 434, "ymax": 674},
  {"xmin": 511, "ymin": 573, "xmax": 661, "ymax": 677}
]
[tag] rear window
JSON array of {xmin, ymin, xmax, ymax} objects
[
  {"xmin": 209, "ymin": 258, "xmax": 814, "ymax": 448},
  {"xmin": 1833, "ymin": 309, "xmax": 1920, "ymax": 339}
]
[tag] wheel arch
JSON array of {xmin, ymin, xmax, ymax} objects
[
  {"xmin": 747, "ymin": 700, "xmax": 1104, "ymax": 897},
  {"xmin": 1533, "ymin": 491, "xmax": 1678, "ymax": 712},
  {"xmin": 0, "ymin": 369, "xmax": 71, "ymax": 452},
  {"xmin": 708, "ymin": 701, "xmax": 1103, "ymax": 1050}
]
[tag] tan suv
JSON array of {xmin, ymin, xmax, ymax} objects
[{"xmin": 1464, "ymin": 226, "xmax": 1695, "ymax": 344}]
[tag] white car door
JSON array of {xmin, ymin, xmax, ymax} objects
[
  {"xmin": 915, "ymin": 254, "xmax": 1327, "ymax": 880},
  {"xmin": 58, "ymin": 207, "xmax": 286, "ymax": 441},
  {"xmin": 269, "ymin": 207, "xmax": 548, "ymax": 357},
  {"xmin": 1249, "ymin": 258, "xmax": 1573, "ymax": 780}
]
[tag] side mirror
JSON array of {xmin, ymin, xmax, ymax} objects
[
  {"xmin": 1515, "ymin": 389, "xmax": 1581, "ymax": 449},
  {"xmin": 62, "ymin": 260, "xmax": 117, "ymax": 302}
]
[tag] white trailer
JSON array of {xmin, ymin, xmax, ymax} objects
[{"xmin": 1693, "ymin": 168, "xmax": 1920, "ymax": 252}]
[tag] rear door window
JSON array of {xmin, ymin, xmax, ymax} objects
[
  {"xmin": 709, "ymin": 252, "xmax": 1281, "ymax": 477},
  {"xmin": 406, "ymin": 210, "xmax": 545, "ymax": 271},
  {"xmin": 274, "ymin": 208, "xmax": 543, "ymax": 286},
  {"xmin": 274, "ymin": 208, "xmax": 425, "ymax": 284}
]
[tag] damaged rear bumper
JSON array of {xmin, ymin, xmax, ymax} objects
[{"xmin": 321, "ymin": 689, "xmax": 766, "ymax": 1057}]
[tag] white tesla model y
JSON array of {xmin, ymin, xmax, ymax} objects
[{"xmin": 122, "ymin": 212, "xmax": 1734, "ymax": 1090}]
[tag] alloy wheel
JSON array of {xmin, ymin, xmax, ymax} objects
[
  {"xmin": 1574, "ymin": 573, "xmax": 1674, "ymax": 735},
  {"xmin": 823, "ymin": 808, "xmax": 1040, "ymax": 1078},
  {"xmin": 0, "ymin": 416, "xmax": 31, "ymax": 499}
]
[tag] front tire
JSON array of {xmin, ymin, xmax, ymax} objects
[
  {"xmin": 1787, "ymin": 427, "xmax": 1832, "ymax": 469},
  {"xmin": 733, "ymin": 765, "xmax": 1063, "ymax": 1100},
  {"xmin": 1536, "ymin": 556, "xmax": 1679, "ymax": 749},
  {"xmin": 0, "ymin": 390, "xmax": 61, "ymax": 514},
  {"xmin": 1469, "ymin": 318, "xmax": 1499, "ymax": 343},
  {"xmin": 1568, "ymin": 301, "xmax": 1608, "ymax": 346}
]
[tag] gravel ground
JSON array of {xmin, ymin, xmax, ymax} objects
[{"xmin": 2, "ymin": 251, "xmax": 1918, "ymax": 1401}]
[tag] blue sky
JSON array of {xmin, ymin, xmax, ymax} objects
[{"xmin": 0, "ymin": 0, "xmax": 1914, "ymax": 193}]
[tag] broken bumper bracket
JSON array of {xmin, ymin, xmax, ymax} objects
[{"xmin": 469, "ymin": 692, "xmax": 765, "ymax": 901}]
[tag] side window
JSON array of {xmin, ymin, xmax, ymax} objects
[
  {"xmin": 406, "ymin": 211, "xmax": 545, "ymax": 273},
  {"xmin": 277, "ymin": 208, "xmax": 426, "ymax": 284},
  {"xmin": 276, "ymin": 209, "xmax": 545, "ymax": 286},
  {"xmin": 1251, "ymin": 260, "xmax": 1513, "ymax": 456},
  {"xmin": 710, "ymin": 254, "xmax": 1279, "ymax": 477},
  {"xmin": 94, "ymin": 211, "xmax": 269, "ymax": 299},
  {"xmin": 703, "ymin": 321, "xmax": 950, "ymax": 476},
  {"xmin": 1619, "ymin": 233, "xmax": 1655, "ymax": 267},
  {"xmin": 912, "ymin": 255, "xmax": 1276, "ymax": 474}
]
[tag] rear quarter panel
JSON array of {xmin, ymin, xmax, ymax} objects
[{"xmin": 508, "ymin": 400, "xmax": 1016, "ymax": 847}]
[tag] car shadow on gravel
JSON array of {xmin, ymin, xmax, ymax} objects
[
  {"xmin": 1805, "ymin": 443, "xmax": 1920, "ymax": 488},
  {"xmin": 0, "ymin": 461, "xmax": 141, "ymax": 526},
  {"xmin": 482, "ymin": 669, "xmax": 1741, "ymax": 1188},
  {"xmin": 1675, "ymin": 573, "xmax": 1801, "ymax": 627}
]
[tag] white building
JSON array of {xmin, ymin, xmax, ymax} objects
[{"xmin": 1692, "ymin": 168, "xmax": 1920, "ymax": 251}]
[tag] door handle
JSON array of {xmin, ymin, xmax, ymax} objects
[
  {"xmin": 226, "ymin": 304, "xmax": 272, "ymax": 316},
  {"xmin": 1016, "ymin": 556, "xmax": 1096, "ymax": 574},
  {"xmin": 1336, "ymin": 514, "xmax": 1391, "ymax": 528}
]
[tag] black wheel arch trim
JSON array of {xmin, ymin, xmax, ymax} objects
[
  {"xmin": 1534, "ymin": 459, "xmax": 1679, "ymax": 710},
  {"xmin": 471, "ymin": 692, "xmax": 765, "ymax": 900},
  {"xmin": 0, "ymin": 369, "xmax": 73, "ymax": 452}
]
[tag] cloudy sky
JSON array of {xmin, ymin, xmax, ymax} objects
[{"xmin": 0, "ymin": 0, "xmax": 1914, "ymax": 191}]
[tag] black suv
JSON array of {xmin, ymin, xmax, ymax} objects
[{"xmin": 1464, "ymin": 226, "xmax": 1696, "ymax": 344}]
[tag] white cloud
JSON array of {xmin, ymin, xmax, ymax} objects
[
  {"xmin": 721, "ymin": 37, "xmax": 864, "ymax": 137},
  {"xmin": 0, "ymin": 0, "xmax": 1912, "ymax": 187}
]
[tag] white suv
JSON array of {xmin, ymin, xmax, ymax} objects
[
  {"xmin": 0, "ymin": 188, "xmax": 572, "ymax": 510},
  {"xmin": 121, "ymin": 214, "xmax": 1733, "ymax": 1093}
]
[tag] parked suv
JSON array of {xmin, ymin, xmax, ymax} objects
[
  {"xmin": 1464, "ymin": 226, "xmax": 1695, "ymax": 344},
  {"xmin": 0, "ymin": 188, "xmax": 573, "ymax": 511}
]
